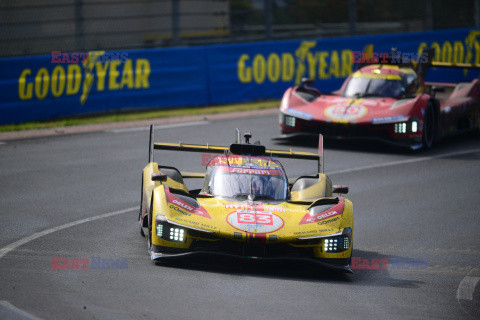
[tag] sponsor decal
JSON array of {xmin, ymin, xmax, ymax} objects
[
  {"xmin": 225, "ymin": 203, "xmax": 286, "ymax": 213},
  {"xmin": 165, "ymin": 187, "xmax": 211, "ymax": 219},
  {"xmin": 18, "ymin": 51, "xmax": 150, "ymax": 105},
  {"xmin": 371, "ymin": 115, "xmax": 409, "ymax": 124},
  {"xmin": 293, "ymin": 228, "xmax": 335, "ymax": 236},
  {"xmin": 318, "ymin": 228, "xmax": 335, "ymax": 233},
  {"xmin": 237, "ymin": 41, "xmax": 354, "ymax": 85},
  {"xmin": 352, "ymin": 71, "xmax": 402, "ymax": 80},
  {"xmin": 172, "ymin": 217, "xmax": 200, "ymax": 226},
  {"xmin": 199, "ymin": 223, "xmax": 217, "ymax": 231},
  {"xmin": 293, "ymin": 230, "xmax": 315, "ymax": 236},
  {"xmin": 217, "ymin": 166, "xmax": 283, "ymax": 176},
  {"xmin": 232, "ymin": 168, "xmax": 269, "ymax": 175},
  {"xmin": 172, "ymin": 199, "xmax": 195, "ymax": 212},
  {"xmin": 207, "ymin": 155, "xmax": 282, "ymax": 169},
  {"xmin": 169, "ymin": 204, "xmax": 191, "ymax": 216},
  {"xmin": 226, "ymin": 210, "xmax": 284, "ymax": 233},
  {"xmin": 263, "ymin": 205, "xmax": 286, "ymax": 213},
  {"xmin": 51, "ymin": 257, "xmax": 128, "ymax": 270},
  {"xmin": 225, "ymin": 203, "xmax": 255, "ymax": 210},
  {"xmin": 419, "ymin": 30, "xmax": 480, "ymax": 77},
  {"xmin": 236, "ymin": 30, "xmax": 480, "ymax": 86},
  {"xmin": 284, "ymin": 108, "xmax": 314, "ymax": 120},
  {"xmin": 324, "ymin": 103, "xmax": 368, "ymax": 122},
  {"xmin": 317, "ymin": 216, "xmax": 340, "ymax": 225},
  {"xmin": 299, "ymin": 200, "xmax": 344, "ymax": 225}
]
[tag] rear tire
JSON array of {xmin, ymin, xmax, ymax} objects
[
  {"xmin": 422, "ymin": 102, "xmax": 435, "ymax": 149},
  {"xmin": 476, "ymin": 107, "xmax": 480, "ymax": 137}
]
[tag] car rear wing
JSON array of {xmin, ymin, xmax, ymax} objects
[
  {"xmin": 148, "ymin": 124, "xmax": 325, "ymax": 173},
  {"xmin": 430, "ymin": 61, "xmax": 480, "ymax": 69},
  {"xmin": 416, "ymin": 47, "xmax": 480, "ymax": 79}
]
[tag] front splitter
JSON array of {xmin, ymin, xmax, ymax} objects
[{"xmin": 149, "ymin": 249, "xmax": 352, "ymax": 273}]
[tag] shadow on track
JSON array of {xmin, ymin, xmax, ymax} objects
[
  {"xmin": 272, "ymin": 134, "xmax": 414, "ymax": 155},
  {"xmin": 153, "ymin": 249, "xmax": 425, "ymax": 289},
  {"xmin": 271, "ymin": 132, "xmax": 480, "ymax": 157}
]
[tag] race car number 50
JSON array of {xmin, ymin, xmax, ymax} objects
[
  {"xmin": 325, "ymin": 103, "xmax": 368, "ymax": 122},
  {"xmin": 237, "ymin": 213, "xmax": 273, "ymax": 225}
]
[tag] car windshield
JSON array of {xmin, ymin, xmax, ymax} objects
[
  {"xmin": 344, "ymin": 76, "xmax": 405, "ymax": 98},
  {"xmin": 208, "ymin": 168, "xmax": 287, "ymax": 201}
]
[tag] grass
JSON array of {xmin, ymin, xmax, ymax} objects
[{"xmin": 0, "ymin": 100, "xmax": 279, "ymax": 132}]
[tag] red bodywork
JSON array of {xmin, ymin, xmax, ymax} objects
[{"xmin": 279, "ymin": 65, "xmax": 480, "ymax": 149}]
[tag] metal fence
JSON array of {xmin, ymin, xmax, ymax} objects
[{"xmin": 0, "ymin": 0, "xmax": 478, "ymax": 58}]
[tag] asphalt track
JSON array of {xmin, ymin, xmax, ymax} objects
[{"xmin": 0, "ymin": 114, "xmax": 479, "ymax": 320}]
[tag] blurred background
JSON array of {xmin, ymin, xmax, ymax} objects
[{"xmin": 0, "ymin": 0, "xmax": 478, "ymax": 58}]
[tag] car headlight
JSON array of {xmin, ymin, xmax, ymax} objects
[
  {"xmin": 394, "ymin": 120, "xmax": 418, "ymax": 134},
  {"xmin": 155, "ymin": 215, "xmax": 186, "ymax": 243},
  {"xmin": 169, "ymin": 227, "xmax": 185, "ymax": 242},
  {"xmin": 323, "ymin": 227, "xmax": 352, "ymax": 253},
  {"xmin": 280, "ymin": 113, "xmax": 296, "ymax": 127}
]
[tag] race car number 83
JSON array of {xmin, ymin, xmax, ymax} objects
[{"xmin": 237, "ymin": 213, "xmax": 273, "ymax": 225}]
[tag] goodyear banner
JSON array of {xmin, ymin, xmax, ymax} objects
[
  {"xmin": 0, "ymin": 47, "xmax": 209, "ymax": 125},
  {"xmin": 1, "ymin": 28, "xmax": 480, "ymax": 125}
]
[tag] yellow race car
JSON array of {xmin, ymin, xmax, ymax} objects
[{"xmin": 139, "ymin": 125, "xmax": 353, "ymax": 272}]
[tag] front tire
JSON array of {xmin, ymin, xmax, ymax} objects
[
  {"xmin": 139, "ymin": 175, "xmax": 145, "ymax": 237},
  {"xmin": 422, "ymin": 102, "xmax": 435, "ymax": 149},
  {"xmin": 147, "ymin": 198, "xmax": 153, "ymax": 250}
]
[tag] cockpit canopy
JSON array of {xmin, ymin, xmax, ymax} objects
[
  {"xmin": 344, "ymin": 66, "xmax": 420, "ymax": 99},
  {"xmin": 202, "ymin": 155, "xmax": 288, "ymax": 201}
]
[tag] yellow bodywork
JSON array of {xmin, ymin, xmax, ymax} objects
[{"xmin": 142, "ymin": 162, "xmax": 353, "ymax": 260}]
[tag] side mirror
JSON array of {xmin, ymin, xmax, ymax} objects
[
  {"xmin": 301, "ymin": 78, "xmax": 315, "ymax": 86},
  {"xmin": 333, "ymin": 185, "xmax": 349, "ymax": 194},
  {"xmin": 152, "ymin": 173, "xmax": 168, "ymax": 182},
  {"xmin": 432, "ymin": 85, "xmax": 445, "ymax": 93}
]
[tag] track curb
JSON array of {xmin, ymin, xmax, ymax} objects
[{"xmin": 0, "ymin": 108, "xmax": 278, "ymax": 141}]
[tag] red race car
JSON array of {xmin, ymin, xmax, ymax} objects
[{"xmin": 279, "ymin": 57, "xmax": 480, "ymax": 150}]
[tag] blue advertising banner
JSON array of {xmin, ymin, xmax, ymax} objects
[
  {"xmin": 210, "ymin": 28, "xmax": 480, "ymax": 104},
  {"xmin": 0, "ymin": 47, "xmax": 209, "ymax": 125},
  {"xmin": 1, "ymin": 28, "xmax": 479, "ymax": 125}
]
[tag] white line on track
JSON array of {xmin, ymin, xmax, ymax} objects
[
  {"xmin": 328, "ymin": 148, "xmax": 480, "ymax": 175},
  {"xmin": 108, "ymin": 120, "xmax": 210, "ymax": 133},
  {"xmin": 456, "ymin": 267, "xmax": 480, "ymax": 317},
  {"xmin": 0, "ymin": 207, "xmax": 136, "ymax": 260},
  {"xmin": 0, "ymin": 300, "xmax": 43, "ymax": 320},
  {"xmin": 457, "ymin": 276, "xmax": 480, "ymax": 300},
  {"xmin": 0, "ymin": 142, "xmax": 6, "ymax": 145}
]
